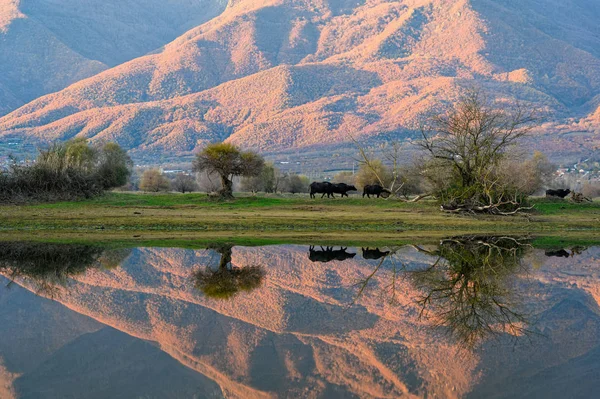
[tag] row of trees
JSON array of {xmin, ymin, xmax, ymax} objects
[
  {"xmin": 0, "ymin": 138, "xmax": 131, "ymax": 203},
  {"xmin": 137, "ymin": 165, "xmax": 312, "ymax": 195}
]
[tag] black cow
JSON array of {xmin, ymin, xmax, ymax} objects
[
  {"xmin": 310, "ymin": 182, "xmax": 334, "ymax": 199},
  {"xmin": 363, "ymin": 184, "xmax": 391, "ymax": 198},
  {"xmin": 308, "ymin": 246, "xmax": 356, "ymax": 263},
  {"xmin": 332, "ymin": 183, "xmax": 357, "ymax": 198},
  {"xmin": 544, "ymin": 249, "xmax": 570, "ymax": 258},
  {"xmin": 362, "ymin": 247, "xmax": 390, "ymax": 260},
  {"xmin": 545, "ymin": 189, "xmax": 571, "ymax": 198}
]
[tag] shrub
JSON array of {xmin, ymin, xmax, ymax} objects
[
  {"xmin": 139, "ymin": 169, "xmax": 170, "ymax": 192},
  {"xmin": 0, "ymin": 139, "xmax": 131, "ymax": 203},
  {"xmin": 171, "ymin": 173, "xmax": 198, "ymax": 193}
]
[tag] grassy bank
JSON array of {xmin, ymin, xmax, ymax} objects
[{"xmin": 1, "ymin": 192, "xmax": 599, "ymax": 246}]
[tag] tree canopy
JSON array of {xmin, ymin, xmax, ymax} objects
[{"xmin": 193, "ymin": 142, "xmax": 264, "ymax": 199}]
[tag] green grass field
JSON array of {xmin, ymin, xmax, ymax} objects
[{"xmin": 1, "ymin": 192, "xmax": 599, "ymax": 247}]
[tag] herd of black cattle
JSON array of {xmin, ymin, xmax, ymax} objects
[
  {"xmin": 308, "ymin": 245, "xmax": 586, "ymax": 263},
  {"xmin": 311, "ymin": 183, "xmax": 573, "ymax": 200},
  {"xmin": 309, "ymin": 246, "xmax": 390, "ymax": 262},
  {"xmin": 309, "ymin": 182, "xmax": 391, "ymax": 199}
]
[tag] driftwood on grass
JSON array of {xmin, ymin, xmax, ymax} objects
[
  {"xmin": 440, "ymin": 198, "xmax": 535, "ymax": 216},
  {"xmin": 570, "ymin": 192, "xmax": 592, "ymax": 203}
]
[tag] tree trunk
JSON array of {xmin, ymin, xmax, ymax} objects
[
  {"xmin": 219, "ymin": 174, "xmax": 234, "ymax": 199},
  {"xmin": 218, "ymin": 246, "xmax": 233, "ymax": 269}
]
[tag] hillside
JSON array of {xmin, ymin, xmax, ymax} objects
[
  {"xmin": 1, "ymin": 0, "xmax": 599, "ymax": 163},
  {"xmin": 0, "ymin": 0, "xmax": 226, "ymax": 115}
]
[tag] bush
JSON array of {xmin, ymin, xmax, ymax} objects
[
  {"xmin": 333, "ymin": 171, "xmax": 356, "ymax": 185},
  {"xmin": 582, "ymin": 181, "xmax": 600, "ymax": 199},
  {"xmin": 355, "ymin": 160, "xmax": 391, "ymax": 189},
  {"xmin": 95, "ymin": 142, "xmax": 133, "ymax": 189},
  {"xmin": 139, "ymin": 169, "xmax": 170, "ymax": 192},
  {"xmin": 240, "ymin": 163, "xmax": 279, "ymax": 194},
  {"xmin": 280, "ymin": 173, "xmax": 310, "ymax": 194},
  {"xmin": 171, "ymin": 173, "xmax": 198, "ymax": 193},
  {"xmin": 0, "ymin": 139, "xmax": 132, "ymax": 203}
]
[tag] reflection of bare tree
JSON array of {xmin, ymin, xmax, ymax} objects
[
  {"xmin": 352, "ymin": 237, "xmax": 534, "ymax": 348},
  {"xmin": 193, "ymin": 244, "xmax": 265, "ymax": 300},
  {"xmin": 352, "ymin": 247, "xmax": 405, "ymax": 306},
  {"xmin": 410, "ymin": 236, "xmax": 533, "ymax": 348},
  {"xmin": 0, "ymin": 242, "xmax": 131, "ymax": 298}
]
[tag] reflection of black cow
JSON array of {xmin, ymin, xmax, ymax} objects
[
  {"xmin": 545, "ymin": 247, "xmax": 588, "ymax": 258},
  {"xmin": 362, "ymin": 247, "xmax": 390, "ymax": 260},
  {"xmin": 310, "ymin": 182, "xmax": 334, "ymax": 199},
  {"xmin": 363, "ymin": 184, "xmax": 391, "ymax": 198},
  {"xmin": 308, "ymin": 246, "xmax": 356, "ymax": 263},
  {"xmin": 544, "ymin": 249, "xmax": 570, "ymax": 258},
  {"xmin": 332, "ymin": 183, "xmax": 357, "ymax": 198},
  {"xmin": 546, "ymin": 189, "xmax": 571, "ymax": 198}
]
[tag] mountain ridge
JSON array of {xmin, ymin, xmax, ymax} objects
[
  {"xmin": 0, "ymin": 0, "xmax": 227, "ymax": 116},
  {"xmin": 1, "ymin": 0, "xmax": 599, "ymax": 162}
]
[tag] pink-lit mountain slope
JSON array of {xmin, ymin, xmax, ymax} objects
[
  {"xmin": 1, "ymin": 0, "xmax": 599, "ymax": 161},
  {"xmin": 0, "ymin": 0, "xmax": 226, "ymax": 115}
]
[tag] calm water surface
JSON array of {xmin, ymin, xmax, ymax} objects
[{"xmin": 0, "ymin": 238, "xmax": 599, "ymax": 398}]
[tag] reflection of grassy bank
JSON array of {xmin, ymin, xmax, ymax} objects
[
  {"xmin": 0, "ymin": 231, "xmax": 599, "ymax": 250},
  {"xmin": 1, "ymin": 193, "xmax": 599, "ymax": 246}
]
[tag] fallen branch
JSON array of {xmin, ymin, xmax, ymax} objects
[
  {"xmin": 405, "ymin": 193, "xmax": 434, "ymax": 202},
  {"xmin": 440, "ymin": 200, "xmax": 535, "ymax": 216}
]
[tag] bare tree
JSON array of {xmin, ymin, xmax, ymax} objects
[
  {"xmin": 351, "ymin": 137, "xmax": 406, "ymax": 197},
  {"xmin": 171, "ymin": 173, "xmax": 198, "ymax": 193},
  {"xmin": 417, "ymin": 89, "xmax": 538, "ymax": 214},
  {"xmin": 240, "ymin": 162, "xmax": 279, "ymax": 194},
  {"xmin": 280, "ymin": 173, "xmax": 309, "ymax": 194},
  {"xmin": 139, "ymin": 169, "xmax": 170, "ymax": 192},
  {"xmin": 196, "ymin": 170, "xmax": 222, "ymax": 194}
]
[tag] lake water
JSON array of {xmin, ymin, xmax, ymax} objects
[{"xmin": 0, "ymin": 238, "xmax": 599, "ymax": 398}]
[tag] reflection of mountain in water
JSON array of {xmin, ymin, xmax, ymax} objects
[{"xmin": 1, "ymin": 242, "xmax": 600, "ymax": 398}]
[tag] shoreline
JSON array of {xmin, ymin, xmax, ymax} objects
[{"xmin": 1, "ymin": 193, "xmax": 598, "ymax": 247}]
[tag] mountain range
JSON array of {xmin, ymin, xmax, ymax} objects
[
  {"xmin": 1, "ymin": 0, "xmax": 599, "ymax": 165},
  {"xmin": 0, "ymin": 0, "xmax": 225, "ymax": 115}
]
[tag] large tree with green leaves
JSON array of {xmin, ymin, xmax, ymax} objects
[{"xmin": 193, "ymin": 142, "xmax": 264, "ymax": 199}]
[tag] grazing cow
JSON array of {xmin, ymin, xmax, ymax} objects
[
  {"xmin": 308, "ymin": 246, "xmax": 356, "ymax": 263},
  {"xmin": 332, "ymin": 183, "xmax": 358, "ymax": 198},
  {"xmin": 544, "ymin": 249, "xmax": 570, "ymax": 258},
  {"xmin": 363, "ymin": 184, "xmax": 391, "ymax": 198},
  {"xmin": 362, "ymin": 247, "xmax": 390, "ymax": 260},
  {"xmin": 310, "ymin": 182, "xmax": 334, "ymax": 199},
  {"xmin": 545, "ymin": 188, "xmax": 571, "ymax": 198}
]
